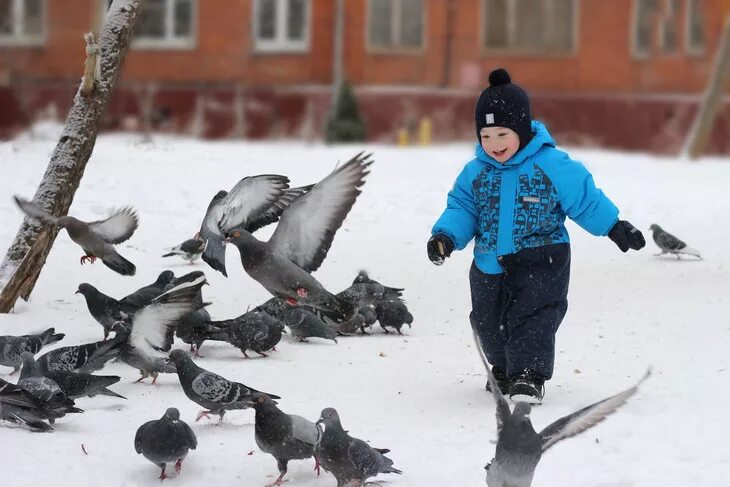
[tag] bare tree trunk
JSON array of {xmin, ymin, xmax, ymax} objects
[{"xmin": 0, "ymin": 0, "xmax": 143, "ymax": 313}]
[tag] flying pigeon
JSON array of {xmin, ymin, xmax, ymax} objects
[
  {"xmin": 13, "ymin": 195, "xmax": 139, "ymax": 275},
  {"xmin": 248, "ymin": 392, "xmax": 322, "ymax": 486},
  {"xmin": 198, "ymin": 177, "xmax": 313, "ymax": 277},
  {"xmin": 316, "ymin": 407, "xmax": 402, "ymax": 487},
  {"xmin": 36, "ymin": 336, "xmax": 124, "ymax": 373},
  {"xmin": 205, "ymin": 311, "xmax": 285, "ymax": 358},
  {"xmin": 135, "ymin": 408, "xmax": 197, "ymax": 481},
  {"xmin": 649, "ymin": 224, "xmax": 702, "ymax": 260},
  {"xmin": 166, "ymin": 349, "xmax": 280, "ymax": 423},
  {"xmin": 225, "ymin": 153, "xmax": 373, "ymax": 322},
  {"xmin": 0, "ymin": 327, "xmax": 65, "ymax": 375},
  {"xmin": 374, "ymin": 299, "xmax": 413, "ymax": 335},
  {"xmin": 484, "ymin": 367, "xmax": 650, "ymax": 487},
  {"xmin": 163, "ymin": 238, "xmax": 207, "ymax": 264},
  {"xmin": 19, "ymin": 352, "xmax": 125, "ymax": 400},
  {"xmin": 110, "ymin": 275, "xmax": 208, "ymax": 384},
  {"xmin": 0, "ymin": 377, "xmax": 63, "ymax": 432}
]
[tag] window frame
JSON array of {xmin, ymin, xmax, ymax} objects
[
  {"xmin": 480, "ymin": 0, "xmax": 579, "ymax": 56},
  {"xmin": 101, "ymin": 0, "xmax": 196, "ymax": 50},
  {"xmin": 684, "ymin": 0, "xmax": 705, "ymax": 56},
  {"xmin": 658, "ymin": 0, "xmax": 679, "ymax": 54},
  {"xmin": 0, "ymin": 0, "xmax": 46, "ymax": 46},
  {"xmin": 365, "ymin": 0, "xmax": 426, "ymax": 54},
  {"xmin": 631, "ymin": 0, "xmax": 656, "ymax": 59},
  {"xmin": 252, "ymin": 0, "xmax": 311, "ymax": 54}
]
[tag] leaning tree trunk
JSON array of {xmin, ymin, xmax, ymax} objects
[{"xmin": 0, "ymin": 0, "xmax": 143, "ymax": 313}]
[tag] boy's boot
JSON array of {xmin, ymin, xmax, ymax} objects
[
  {"xmin": 509, "ymin": 369, "xmax": 545, "ymax": 404},
  {"xmin": 485, "ymin": 366, "xmax": 510, "ymax": 395}
]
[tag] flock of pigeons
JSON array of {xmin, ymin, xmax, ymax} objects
[{"xmin": 0, "ymin": 149, "xmax": 702, "ymax": 486}]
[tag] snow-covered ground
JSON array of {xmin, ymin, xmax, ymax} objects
[{"xmin": 1, "ymin": 124, "xmax": 728, "ymax": 486}]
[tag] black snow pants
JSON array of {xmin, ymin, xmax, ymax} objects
[{"xmin": 469, "ymin": 243, "xmax": 570, "ymax": 381}]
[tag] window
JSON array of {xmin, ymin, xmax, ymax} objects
[
  {"xmin": 633, "ymin": 0, "xmax": 658, "ymax": 57},
  {"xmin": 104, "ymin": 0, "xmax": 195, "ymax": 49},
  {"xmin": 483, "ymin": 0, "xmax": 576, "ymax": 54},
  {"xmin": 658, "ymin": 0, "xmax": 679, "ymax": 53},
  {"xmin": 367, "ymin": 0, "xmax": 424, "ymax": 51},
  {"xmin": 253, "ymin": 0, "xmax": 310, "ymax": 52},
  {"xmin": 685, "ymin": 0, "xmax": 705, "ymax": 54},
  {"xmin": 0, "ymin": 0, "xmax": 44, "ymax": 45}
]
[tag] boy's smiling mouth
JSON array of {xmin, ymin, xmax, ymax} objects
[{"xmin": 492, "ymin": 148, "xmax": 508, "ymax": 157}]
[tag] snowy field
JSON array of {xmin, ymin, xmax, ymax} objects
[{"xmin": 0, "ymin": 123, "xmax": 729, "ymax": 487}]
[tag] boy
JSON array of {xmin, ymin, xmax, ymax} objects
[{"xmin": 428, "ymin": 68, "xmax": 645, "ymax": 403}]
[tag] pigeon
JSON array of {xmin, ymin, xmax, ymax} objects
[
  {"xmin": 484, "ymin": 367, "xmax": 650, "ymax": 487},
  {"xmin": 248, "ymin": 392, "xmax": 322, "ymax": 486},
  {"xmin": 374, "ymin": 299, "xmax": 413, "ymax": 335},
  {"xmin": 205, "ymin": 311, "xmax": 286, "ymax": 358},
  {"xmin": 120, "ymin": 270, "xmax": 176, "ymax": 308},
  {"xmin": 280, "ymin": 307, "xmax": 338, "ymax": 343},
  {"xmin": 339, "ymin": 273, "xmax": 403, "ymax": 306},
  {"xmin": 0, "ymin": 377, "xmax": 57, "ymax": 432},
  {"xmin": 225, "ymin": 153, "xmax": 373, "ymax": 322},
  {"xmin": 649, "ymin": 224, "xmax": 702, "ymax": 260},
  {"xmin": 135, "ymin": 407, "xmax": 197, "ymax": 481},
  {"xmin": 13, "ymin": 195, "xmax": 139, "ymax": 275},
  {"xmin": 163, "ymin": 238, "xmax": 207, "ymax": 264},
  {"xmin": 316, "ymin": 407, "xmax": 402, "ymax": 487},
  {"xmin": 19, "ymin": 352, "xmax": 125, "ymax": 400},
  {"xmin": 17, "ymin": 355, "xmax": 83, "ymax": 424},
  {"xmin": 199, "ymin": 178, "xmax": 313, "ymax": 277},
  {"xmin": 0, "ymin": 327, "xmax": 65, "ymax": 375},
  {"xmin": 36, "ymin": 336, "xmax": 124, "ymax": 373},
  {"xmin": 166, "ymin": 349, "xmax": 280, "ymax": 423},
  {"xmin": 163, "ymin": 271, "xmax": 209, "ymax": 352},
  {"xmin": 76, "ymin": 283, "xmax": 139, "ymax": 340},
  {"xmin": 110, "ymin": 275, "xmax": 208, "ymax": 384},
  {"xmin": 175, "ymin": 308, "xmax": 214, "ymax": 356},
  {"xmin": 336, "ymin": 311, "xmax": 371, "ymax": 336}
]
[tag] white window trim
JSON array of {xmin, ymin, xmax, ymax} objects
[
  {"xmin": 684, "ymin": 0, "xmax": 705, "ymax": 56},
  {"xmin": 253, "ymin": 0, "xmax": 310, "ymax": 54},
  {"xmin": 481, "ymin": 0, "xmax": 578, "ymax": 56},
  {"xmin": 0, "ymin": 0, "xmax": 46, "ymax": 46},
  {"xmin": 657, "ymin": 0, "xmax": 678, "ymax": 54},
  {"xmin": 365, "ymin": 0, "xmax": 426, "ymax": 54},
  {"xmin": 101, "ymin": 0, "xmax": 196, "ymax": 50}
]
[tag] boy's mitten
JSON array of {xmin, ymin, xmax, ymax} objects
[
  {"xmin": 608, "ymin": 220, "xmax": 646, "ymax": 252},
  {"xmin": 427, "ymin": 233, "xmax": 455, "ymax": 265}
]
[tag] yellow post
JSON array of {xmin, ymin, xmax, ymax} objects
[
  {"xmin": 418, "ymin": 117, "xmax": 432, "ymax": 145},
  {"xmin": 397, "ymin": 128, "xmax": 410, "ymax": 146}
]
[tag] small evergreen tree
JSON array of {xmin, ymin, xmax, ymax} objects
[{"xmin": 325, "ymin": 80, "xmax": 366, "ymax": 143}]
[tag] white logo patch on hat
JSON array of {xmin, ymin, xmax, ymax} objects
[{"xmin": 485, "ymin": 113, "xmax": 494, "ymax": 124}]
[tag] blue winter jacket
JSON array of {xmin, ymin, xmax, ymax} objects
[{"xmin": 432, "ymin": 121, "xmax": 619, "ymax": 274}]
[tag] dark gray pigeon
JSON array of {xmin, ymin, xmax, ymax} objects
[
  {"xmin": 17, "ymin": 358, "xmax": 83, "ymax": 424},
  {"xmin": 14, "ymin": 195, "xmax": 139, "ymax": 275},
  {"xmin": 225, "ymin": 153, "xmax": 373, "ymax": 322},
  {"xmin": 339, "ymin": 274, "xmax": 403, "ymax": 306},
  {"xmin": 206, "ymin": 311, "xmax": 286, "ymax": 357},
  {"xmin": 163, "ymin": 238, "xmax": 207, "ymax": 263},
  {"xmin": 175, "ymin": 308, "xmax": 215, "ymax": 357},
  {"xmin": 166, "ymin": 349, "xmax": 280, "ymax": 423},
  {"xmin": 135, "ymin": 407, "xmax": 197, "ymax": 481},
  {"xmin": 316, "ymin": 407, "xmax": 402, "ymax": 487},
  {"xmin": 36, "ymin": 336, "xmax": 124, "ymax": 373},
  {"xmin": 0, "ymin": 377, "xmax": 56, "ymax": 432},
  {"xmin": 0, "ymin": 327, "xmax": 65, "ymax": 374},
  {"xmin": 120, "ymin": 270, "xmax": 176, "ymax": 308},
  {"xmin": 163, "ymin": 271, "xmax": 209, "ymax": 352},
  {"xmin": 198, "ymin": 178, "xmax": 313, "ymax": 277},
  {"xmin": 281, "ymin": 306, "xmax": 338, "ymax": 343},
  {"xmin": 248, "ymin": 392, "xmax": 322, "ymax": 486},
  {"xmin": 19, "ymin": 352, "xmax": 125, "ymax": 400},
  {"xmin": 649, "ymin": 224, "xmax": 702, "ymax": 259},
  {"xmin": 484, "ymin": 367, "xmax": 650, "ymax": 487},
  {"xmin": 110, "ymin": 274, "xmax": 208, "ymax": 384},
  {"xmin": 375, "ymin": 299, "xmax": 413, "ymax": 335},
  {"xmin": 76, "ymin": 283, "xmax": 138, "ymax": 340}
]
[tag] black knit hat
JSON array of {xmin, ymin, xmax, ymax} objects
[{"xmin": 474, "ymin": 68, "xmax": 532, "ymax": 149}]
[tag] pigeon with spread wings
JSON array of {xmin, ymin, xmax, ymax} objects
[
  {"xmin": 13, "ymin": 195, "xmax": 139, "ymax": 276},
  {"xmin": 225, "ymin": 153, "xmax": 373, "ymax": 322}
]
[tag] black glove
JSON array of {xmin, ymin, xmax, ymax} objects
[
  {"xmin": 427, "ymin": 233, "xmax": 455, "ymax": 265},
  {"xmin": 608, "ymin": 220, "xmax": 646, "ymax": 252}
]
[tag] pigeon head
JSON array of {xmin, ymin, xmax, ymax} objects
[
  {"xmin": 512, "ymin": 402, "xmax": 533, "ymax": 423},
  {"xmin": 317, "ymin": 407, "xmax": 343, "ymax": 429},
  {"xmin": 19, "ymin": 351, "xmax": 41, "ymax": 376},
  {"xmin": 110, "ymin": 321, "xmax": 131, "ymax": 334},
  {"xmin": 247, "ymin": 392, "xmax": 278, "ymax": 408},
  {"xmin": 75, "ymin": 283, "xmax": 98, "ymax": 296},
  {"xmin": 223, "ymin": 228, "xmax": 253, "ymax": 246},
  {"xmin": 156, "ymin": 270, "xmax": 175, "ymax": 286},
  {"xmin": 166, "ymin": 349, "xmax": 192, "ymax": 367},
  {"xmin": 163, "ymin": 407, "xmax": 181, "ymax": 421},
  {"xmin": 649, "ymin": 224, "xmax": 661, "ymax": 232},
  {"xmin": 353, "ymin": 270, "xmax": 370, "ymax": 284}
]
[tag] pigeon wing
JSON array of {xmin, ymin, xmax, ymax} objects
[
  {"xmin": 87, "ymin": 207, "xmax": 139, "ymax": 244},
  {"xmin": 13, "ymin": 196, "xmax": 59, "ymax": 225},
  {"xmin": 539, "ymin": 369, "xmax": 651, "ymax": 452},
  {"xmin": 289, "ymin": 414, "xmax": 321, "ymax": 447},
  {"xmin": 244, "ymin": 184, "xmax": 314, "ymax": 234},
  {"xmin": 656, "ymin": 230, "xmax": 686, "ymax": 251},
  {"xmin": 0, "ymin": 379, "xmax": 41, "ymax": 409},
  {"xmin": 191, "ymin": 371, "xmax": 249, "ymax": 404},
  {"xmin": 347, "ymin": 438, "xmax": 382, "ymax": 478},
  {"xmin": 268, "ymin": 153, "xmax": 373, "ymax": 272},
  {"xmin": 485, "ymin": 349, "xmax": 511, "ymax": 434},
  {"xmin": 218, "ymin": 175, "xmax": 291, "ymax": 232}
]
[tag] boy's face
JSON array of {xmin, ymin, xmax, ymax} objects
[{"xmin": 480, "ymin": 126, "xmax": 520, "ymax": 163}]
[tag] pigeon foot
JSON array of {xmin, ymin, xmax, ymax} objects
[
  {"xmin": 195, "ymin": 410, "xmax": 212, "ymax": 422},
  {"xmin": 313, "ymin": 456, "xmax": 321, "ymax": 476},
  {"xmin": 174, "ymin": 459, "xmax": 183, "ymax": 474},
  {"xmin": 265, "ymin": 473, "xmax": 288, "ymax": 487},
  {"xmin": 159, "ymin": 465, "xmax": 168, "ymax": 481},
  {"xmin": 80, "ymin": 255, "xmax": 97, "ymax": 265}
]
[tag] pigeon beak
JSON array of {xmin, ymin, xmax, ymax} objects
[{"xmin": 315, "ymin": 418, "xmax": 324, "ymax": 426}]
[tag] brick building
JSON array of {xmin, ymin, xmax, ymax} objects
[{"xmin": 1, "ymin": 0, "xmax": 729, "ymax": 152}]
